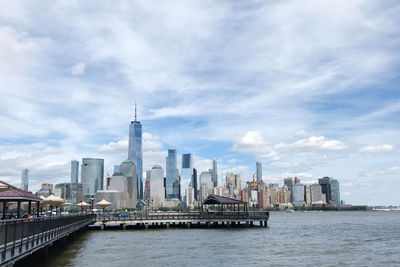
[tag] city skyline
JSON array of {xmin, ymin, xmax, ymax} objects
[{"xmin": 0, "ymin": 1, "xmax": 399, "ymax": 206}]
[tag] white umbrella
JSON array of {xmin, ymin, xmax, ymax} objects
[{"xmin": 95, "ymin": 199, "xmax": 112, "ymax": 212}]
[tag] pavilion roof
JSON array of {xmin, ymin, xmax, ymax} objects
[
  {"xmin": 203, "ymin": 194, "xmax": 247, "ymax": 205},
  {"xmin": 0, "ymin": 180, "xmax": 42, "ymax": 202}
]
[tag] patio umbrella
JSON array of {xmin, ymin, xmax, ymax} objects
[
  {"xmin": 43, "ymin": 195, "xmax": 64, "ymax": 214},
  {"xmin": 77, "ymin": 201, "xmax": 90, "ymax": 212},
  {"xmin": 95, "ymin": 199, "xmax": 112, "ymax": 212}
]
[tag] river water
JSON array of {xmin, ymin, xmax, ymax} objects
[{"xmin": 31, "ymin": 211, "xmax": 400, "ymax": 266}]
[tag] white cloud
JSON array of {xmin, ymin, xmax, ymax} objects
[
  {"xmin": 269, "ymin": 162, "xmax": 300, "ymax": 169},
  {"xmin": 360, "ymin": 144, "xmax": 395, "ymax": 153},
  {"xmin": 97, "ymin": 132, "xmax": 162, "ymax": 154},
  {"xmin": 276, "ymin": 136, "xmax": 348, "ymax": 151},
  {"xmin": 70, "ymin": 62, "xmax": 86, "ymax": 75}
]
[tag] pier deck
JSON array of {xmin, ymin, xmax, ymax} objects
[
  {"xmin": 0, "ymin": 214, "xmax": 95, "ymax": 266},
  {"xmin": 93, "ymin": 211, "xmax": 269, "ymax": 230}
]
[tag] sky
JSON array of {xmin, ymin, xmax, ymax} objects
[{"xmin": 0, "ymin": 0, "xmax": 399, "ymax": 205}]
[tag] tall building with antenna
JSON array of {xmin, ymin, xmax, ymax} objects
[{"xmin": 128, "ymin": 102, "xmax": 143, "ymax": 199}]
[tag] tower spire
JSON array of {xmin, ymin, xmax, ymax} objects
[{"xmin": 135, "ymin": 100, "xmax": 137, "ymax": 121}]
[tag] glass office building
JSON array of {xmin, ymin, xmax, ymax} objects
[
  {"xmin": 81, "ymin": 158, "xmax": 104, "ymax": 199},
  {"xmin": 150, "ymin": 165, "xmax": 165, "ymax": 208},
  {"xmin": 181, "ymin": 153, "xmax": 193, "ymax": 203},
  {"xmin": 128, "ymin": 116, "xmax": 143, "ymax": 200},
  {"xmin": 256, "ymin": 162, "xmax": 262, "ymax": 183},
  {"xmin": 166, "ymin": 149, "xmax": 179, "ymax": 200},
  {"xmin": 71, "ymin": 160, "xmax": 79, "ymax": 184},
  {"xmin": 21, "ymin": 169, "xmax": 29, "ymax": 191}
]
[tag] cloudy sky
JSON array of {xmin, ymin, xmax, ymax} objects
[{"xmin": 0, "ymin": 1, "xmax": 399, "ymax": 205}]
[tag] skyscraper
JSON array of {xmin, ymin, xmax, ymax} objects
[
  {"xmin": 212, "ymin": 159, "xmax": 218, "ymax": 187},
  {"xmin": 292, "ymin": 183, "xmax": 305, "ymax": 206},
  {"xmin": 256, "ymin": 162, "xmax": 262, "ymax": 183},
  {"xmin": 318, "ymin": 177, "xmax": 340, "ymax": 206},
  {"xmin": 71, "ymin": 160, "xmax": 79, "ymax": 184},
  {"xmin": 120, "ymin": 159, "xmax": 138, "ymax": 207},
  {"xmin": 192, "ymin": 168, "xmax": 198, "ymax": 201},
  {"xmin": 21, "ymin": 169, "xmax": 29, "ymax": 191},
  {"xmin": 166, "ymin": 149, "xmax": 179, "ymax": 200},
  {"xmin": 181, "ymin": 153, "xmax": 193, "ymax": 203},
  {"xmin": 150, "ymin": 165, "xmax": 165, "ymax": 208},
  {"xmin": 81, "ymin": 158, "xmax": 104, "ymax": 199},
  {"xmin": 128, "ymin": 103, "xmax": 143, "ymax": 199}
]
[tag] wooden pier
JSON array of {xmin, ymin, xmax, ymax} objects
[{"xmin": 92, "ymin": 211, "xmax": 270, "ymax": 230}]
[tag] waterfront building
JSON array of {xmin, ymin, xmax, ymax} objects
[
  {"xmin": 213, "ymin": 186, "xmax": 225, "ymax": 196},
  {"xmin": 71, "ymin": 183, "xmax": 83, "ymax": 203},
  {"xmin": 318, "ymin": 177, "xmax": 341, "ymax": 206},
  {"xmin": 258, "ymin": 181, "xmax": 268, "ymax": 209},
  {"xmin": 144, "ymin": 170, "xmax": 151, "ymax": 200},
  {"xmin": 21, "ymin": 169, "xmax": 29, "ymax": 191},
  {"xmin": 250, "ymin": 190, "xmax": 258, "ymax": 207},
  {"xmin": 292, "ymin": 184, "xmax": 305, "ymax": 206},
  {"xmin": 256, "ymin": 162, "xmax": 262, "ymax": 183},
  {"xmin": 71, "ymin": 160, "xmax": 79, "ymax": 203},
  {"xmin": 71, "ymin": 160, "xmax": 79, "ymax": 184},
  {"xmin": 226, "ymin": 173, "xmax": 235, "ymax": 191},
  {"xmin": 192, "ymin": 168, "xmax": 198, "ymax": 201},
  {"xmin": 199, "ymin": 171, "xmax": 213, "ymax": 204},
  {"xmin": 166, "ymin": 149, "xmax": 179, "ymax": 200},
  {"xmin": 108, "ymin": 172, "xmax": 130, "ymax": 208},
  {"xmin": 304, "ymin": 185, "xmax": 311, "ymax": 206},
  {"xmin": 41, "ymin": 183, "xmax": 53, "ymax": 193},
  {"xmin": 120, "ymin": 159, "xmax": 138, "ymax": 207},
  {"xmin": 81, "ymin": 158, "xmax": 104, "ymax": 200},
  {"xmin": 211, "ymin": 159, "xmax": 218, "ymax": 187},
  {"xmin": 185, "ymin": 187, "xmax": 195, "ymax": 208},
  {"xmin": 330, "ymin": 179, "xmax": 341, "ymax": 206},
  {"xmin": 310, "ymin": 184, "xmax": 323, "ymax": 205},
  {"xmin": 128, "ymin": 103, "xmax": 143, "ymax": 199},
  {"xmin": 277, "ymin": 185, "xmax": 291, "ymax": 204},
  {"xmin": 241, "ymin": 187, "xmax": 249, "ymax": 203},
  {"xmin": 181, "ymin": 153, "xmax": 193, "ymax": 203},
  {"xmin": 284, "ymin": 177, "xmax": 294, "ymax": 201},
  {"xmin": 267, "ymin": 184, "xmax": 276, "ymax": 205},
  {"xmin": 54, "ymin": 183, "xmax": 71, "ymax": 200},
  {"xmin": 226, "ymin": 172, "xmax": 241, "ymax": 197},
  {"xmin": 37, "ymin": 188, "xmax": 51, "ymax": 198},
  {"xmin": 150, "ymin": 165, "xmax": 165, "ymax": 209}
]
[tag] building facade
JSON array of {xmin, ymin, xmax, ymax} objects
[
  {"xmin": 292, "ymin": 183, "xmax": 305, "ymax": 206},
  {"xmin": 120, "ymin": 159, "xmax": 138, "ymax": 207},
  {"xmin": 128, "ymin": 106, "xmax": 143, "ymax": 200},
  {"xmin": 81, "ymin": 158, "xmax": 104, "ymax": 200},
  {"xmin": 21, "ymin": 169, "xmax": 29, "ymax": 191},
  {"xmin": 256, "ymin": 162, "xmax": 262, "ymax": 183},
  {"xmin": 166, "ymin": 149, "xmax": 179, "ymax": 200},
  {"xmin": 150, "ymin": 165, "xmax": 164, "ymax": 208},
  {"xmin": 71, "ymin": 160, "xmax": 79, "ymax": 184}
]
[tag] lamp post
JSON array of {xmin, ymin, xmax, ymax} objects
[{"xmin": 91, "ymin": 195, "xmax": 94, "ymax": 214}]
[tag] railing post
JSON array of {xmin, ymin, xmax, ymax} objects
[{"xmin": 2, "ymin": 221, "xmax": 8, "ymax": 261}]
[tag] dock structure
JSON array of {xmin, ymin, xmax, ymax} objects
[
  {"xmin": 0, "ymin": 214, "xmax": 95, "ymax": 266},
  {"xmin": 94, "ymin": 195, "xmax": 269, "ymax": 230},
  {"xmin": 93, "ymin": 211, "xmax": 269, "ymax": 230}
]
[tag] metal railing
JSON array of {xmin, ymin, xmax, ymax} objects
[
  {"xmin": 96, "ymin": 211, "xmax": 269, "ymax": 222},
  {"xmin": 0, "ymin": 214, "xmax": 95, "ymax": 265}
]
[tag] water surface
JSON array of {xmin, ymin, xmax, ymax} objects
[{"xmin": 37, "ymin": 211, "xmax": 400, "ymax": 266}]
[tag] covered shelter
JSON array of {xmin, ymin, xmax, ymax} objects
[
  {"xmin": 0, "ymin": 180, "xmax": 42, "ymax": 219},
  {"xmin": 202, "ymin": 194, "xmax": 248, "ymax": 212}
]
